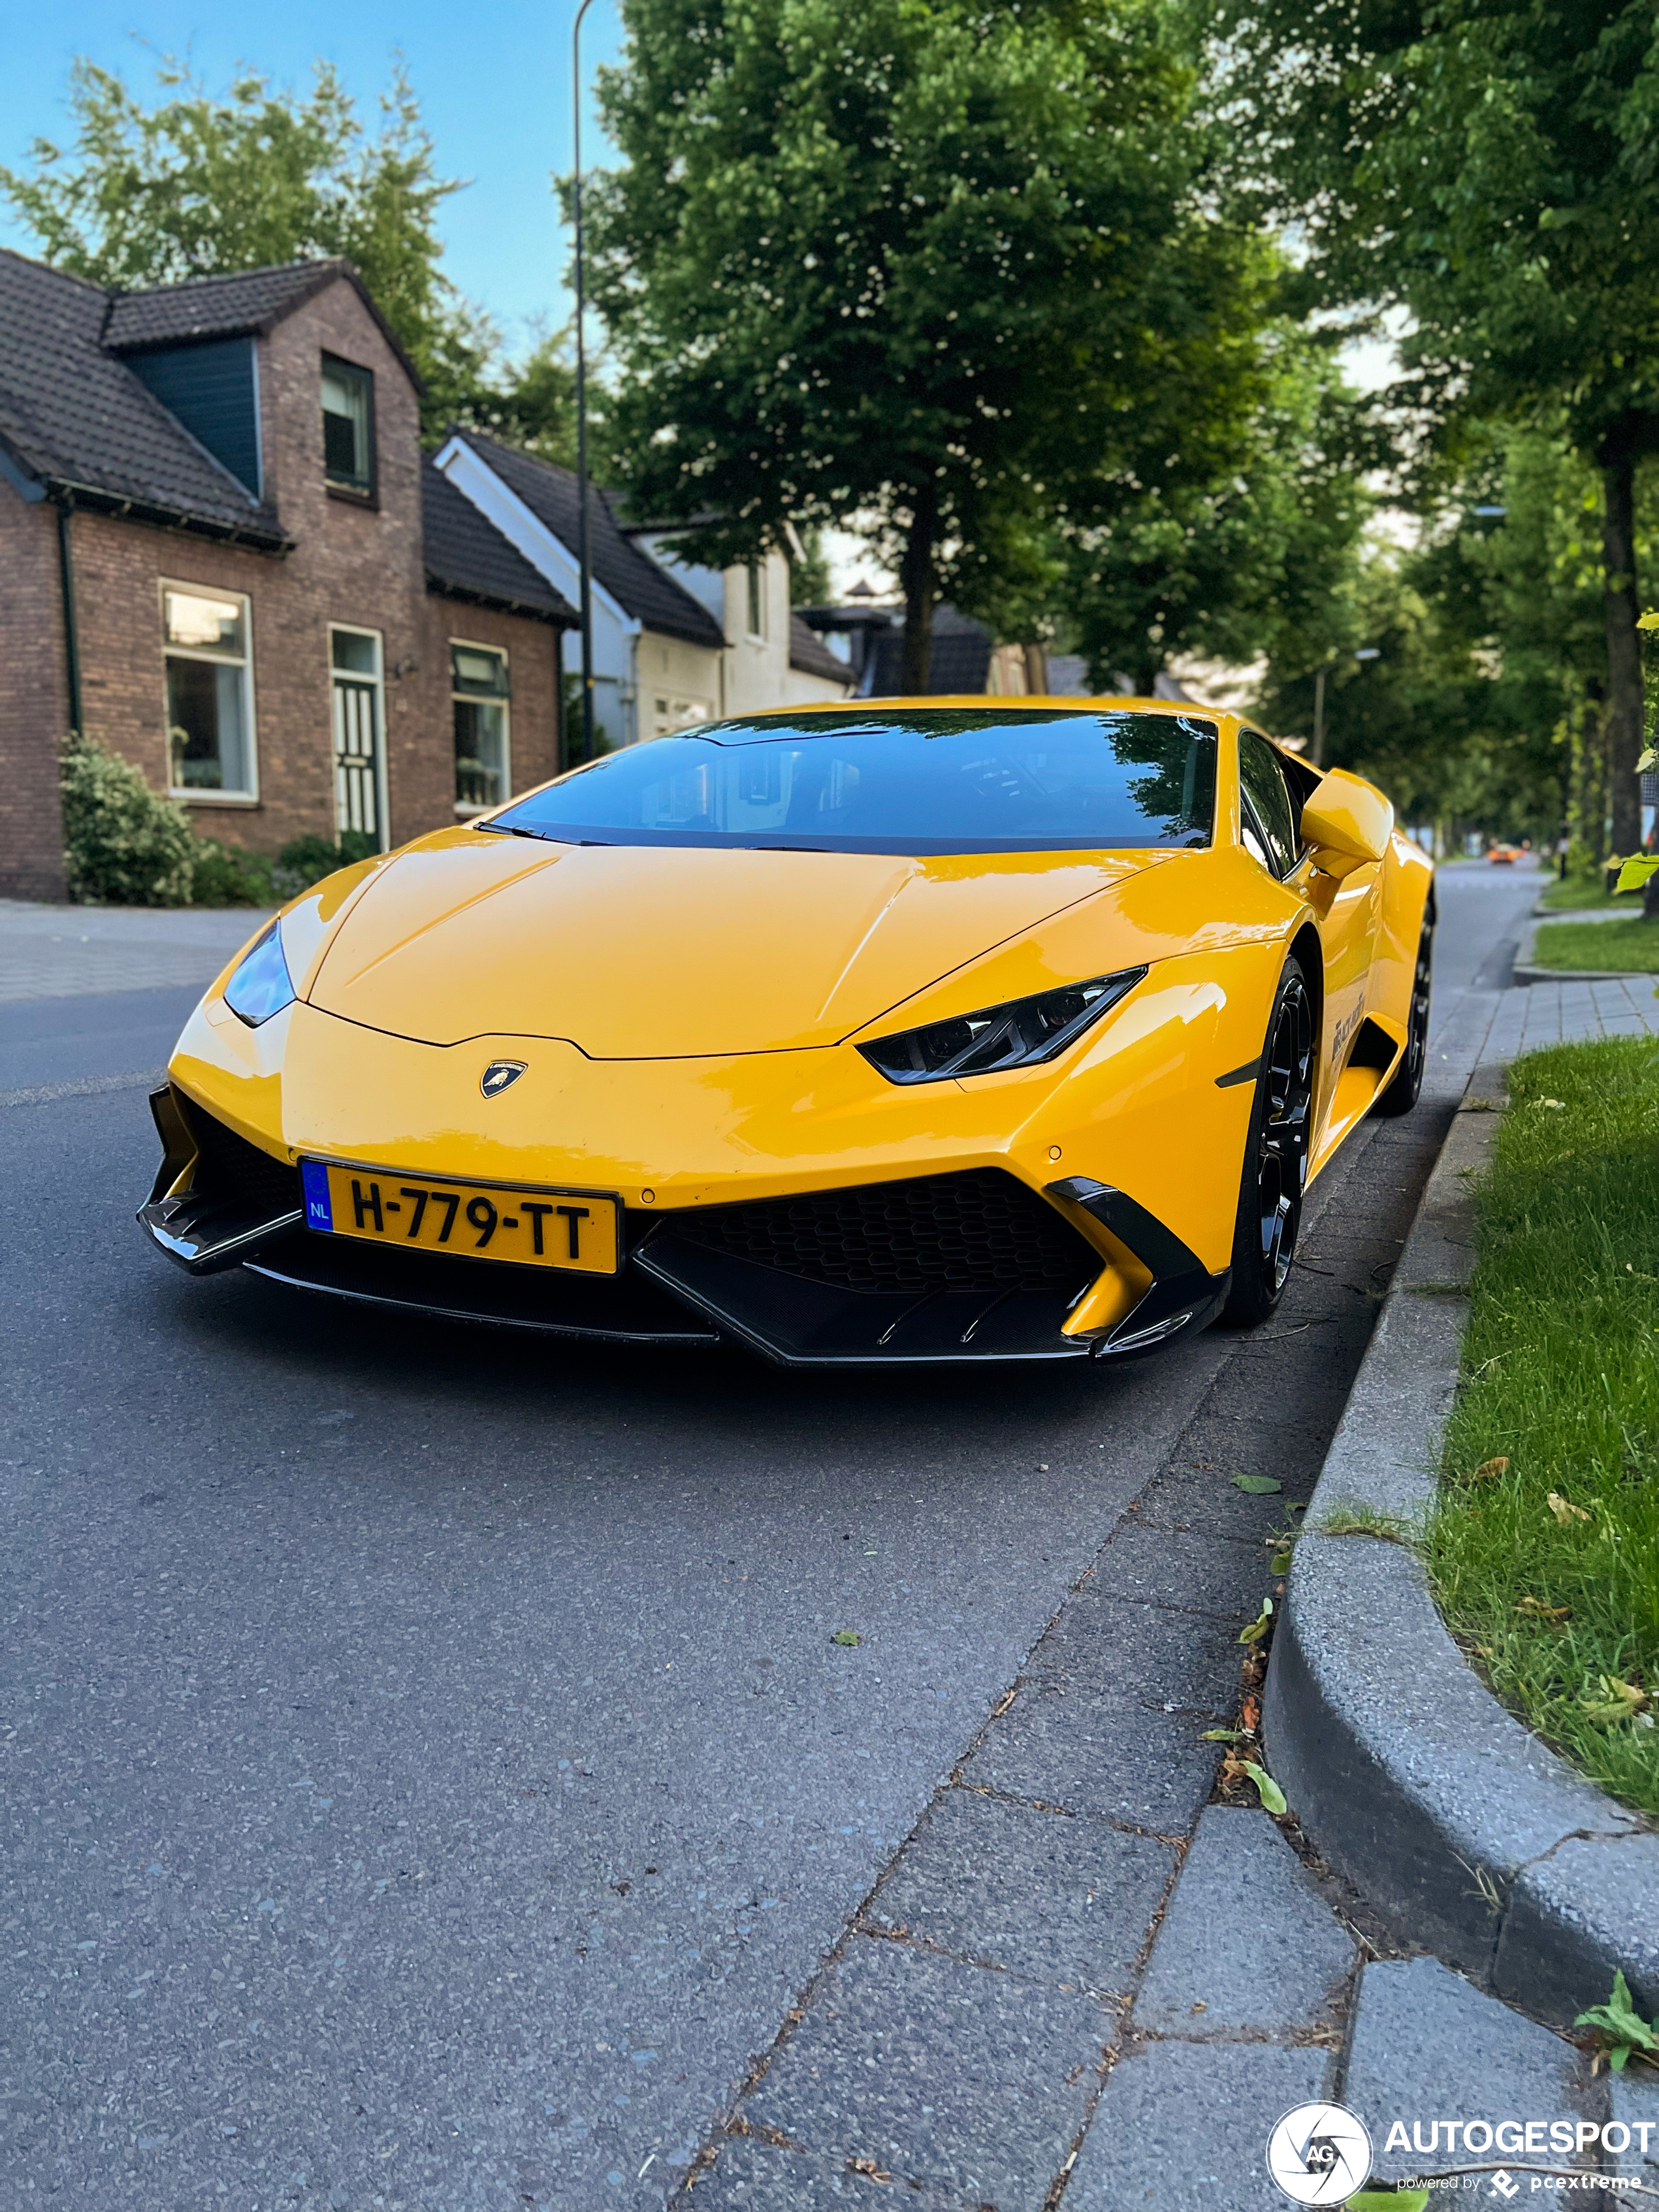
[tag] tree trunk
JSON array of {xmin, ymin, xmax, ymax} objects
[
  {"xmin": 897, "ymin": 481, "xmax": 939, "ymax": 696},
  {"xmin": 1135, "ymin": 664, "xmax": 1161, "ymax": 701},
  {"xmin": 1601, "ymin": 446, "xmax": 1644, "ymax": 858}
]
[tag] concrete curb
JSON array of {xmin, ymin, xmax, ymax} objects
[
  {"xmin": 1512, "ymin": 964, "xmax": 1652, "ymax": 984},
  {"xmin": 1262, "ymin": 1067, "xmax": 1659, "ymax": 2029}
]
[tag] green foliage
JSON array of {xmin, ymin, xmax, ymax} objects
[
  {"xmin": 1530, "ymin": 920, "xmax": 1659, "ymax": 972},
  {"xmin": 60, "ymin": 733, "xmax": 195, "ymax": 906},
  {"xmin": 1216, "ymin": 0, "xmax": 1659, "ymax": 847},
  {"xmin": 0, "ymin": 52, "xmax": 504, "ymax": 438},
  {"xmin": 453, "ymin": 329, "xmax": 583, "ymax": 467},
  {"xmin": 1055, "ymin": 316, "xmax": 1376, "ymax": 690},
  {"xmin": 583, "ymin": 0, "xmax": 1243, "ymax": 683},
  {"xmin": 269, "ymin": 832, "xmax": 378, "ymax": 901},
  {"xmin": 188, "ymin": 838, "xmax": 274, "ymax": 906},
  {"xmin": 1432, "ymin": 1040, "xmax": 1659, "ymax": 1819},
  {"xmin": 790, "ymin": 528, "xmax": 833, "ymax": 609},
  {"xmin": 1575, "ymin": 1970, "xmax": 1659, "ymax": 2073}
]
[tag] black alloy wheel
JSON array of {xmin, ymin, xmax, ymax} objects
[
  {"xmin": 1222, "ymin": 959, "xmax": 1315, "ymax": 1326},
  {"xmin": 1374, "ymin": 899, "xmax": 1434, "ymax": 1117}
]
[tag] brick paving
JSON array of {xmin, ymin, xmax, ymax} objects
[
  {"xmin": 675, "ymin": 976, "xmax": 1659, "ymax": 2209},
  {"xmin": 0, "ymin": 897, "xmax": 271, "ymax": 1001}
]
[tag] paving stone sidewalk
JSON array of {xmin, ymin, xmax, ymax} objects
[
  {"xmin": 0, "ymin": 898, "xmax": 270, "ymax": 1002},
  {"xmin": 675, "ymin": 982, "xmax": 1659, "ymax": 2209}
]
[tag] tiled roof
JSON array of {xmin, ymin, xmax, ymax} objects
[
  {"xmin": 423, "ymin": 458, "xmax": 576, "ymax": 625},
  {"xmin": 0, "ymin": 249, "xmax": 285, "ymax": 543},
  {"xmin": 448, "ymin": 431, "xmax": 727, "ymax": 651},
  {"xmin": 103, "ymin": 261, "xmax": 340, "ymax": 349},
  {"xmin": 788, "ymin": 611, "xmax": 850, "ymax": 685},
  {"xmin": 799, "ymin": 601, "xmax": 995, "ymax": 695}
]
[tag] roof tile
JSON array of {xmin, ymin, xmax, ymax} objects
[
  {"xmin": 451, "ymin": 431, "xmax": 726, "ymax": 651},
  {"xmin": 0, "ymin": 248, "xmax": 285, "ymax": 540},
  {"xmin": 423, "ymin": 458, "xmax": 576, "ymax": 624}
]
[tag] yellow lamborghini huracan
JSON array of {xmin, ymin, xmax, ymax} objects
[{"xmin": 139, "ymin": 700, "xmax": 1433, "ymax": 1366}]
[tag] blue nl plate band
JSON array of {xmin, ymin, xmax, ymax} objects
[{"xmin": 300, "ymin": 1159, "xmax": 334, "ymax": 1232}]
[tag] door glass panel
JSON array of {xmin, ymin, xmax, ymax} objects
[{"xmin": 1240, "ymin": 731, "xmax": 1300, "ymax": 877}]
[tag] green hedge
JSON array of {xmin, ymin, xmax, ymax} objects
[{"xmin": 59, "ymin": 735, "xmax": 378, "ymax": 906}]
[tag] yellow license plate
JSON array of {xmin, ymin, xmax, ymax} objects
[{"xmin": 301, "ymin": 1161, "xmax": 620, "ymax": 1275}]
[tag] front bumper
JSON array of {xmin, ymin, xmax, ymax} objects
[{"xmin": 138, "ymin": 1087, "xmax": 1229, "ymax": 1366}]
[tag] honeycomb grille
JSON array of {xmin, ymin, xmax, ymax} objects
[
  {"xmin": 180, "ymin": 1095, "xmax": 302, "ymax": 1219},
  {"xmin": 669, "ymin": 1168, "xmax": 1099, "ymax": 1296}
]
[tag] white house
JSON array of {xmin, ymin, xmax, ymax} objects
[{"xmin": 432, "ymin": 430, "xmax": 850, "ymax": 750}]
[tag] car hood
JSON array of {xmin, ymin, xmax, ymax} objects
[{"xmin": 303, "ymin": 829, "xmax": 1167, "ymax": 1056}]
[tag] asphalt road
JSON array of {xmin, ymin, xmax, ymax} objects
[{"xmin": 1, "ymin": 861, "xmax": 1543, "ymax": 2211}]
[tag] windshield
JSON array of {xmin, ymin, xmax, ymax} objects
[{"xmin": 486, "ymin": 708, "xmax": 1217, "ymax": 856}]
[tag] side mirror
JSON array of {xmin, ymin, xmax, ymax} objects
[{"xmin": 1300, "ymin": 770, "xmax": 1393, "ymax": 882}]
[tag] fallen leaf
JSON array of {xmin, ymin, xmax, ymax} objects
[
  {"xmin": 1238, "ymin": 1597, "xmax": 1274, "ymax": 1646},
  {"xmin": 1517, "ymin": 1595, "xmax": 1571, "ymax": 1624},
  {"xmin": 1231, "ymin": 1473, "xmax": 1282, "ymax": 1494},
  {"xmin": 1472, "ymin": 1456, "xmax": 1510, "ymax": 1481},
  {"xmin": 1240, "ymin": 1760, "xmax": 1287, "ymax": 1815},
  {"xmin": 1548, "ymin": 1491, "xmax": 1591, "ymax": 1525},
  {"xmin": 1580, "ymin": 1675, "xmax": 1649, "ymax": 1724},
  {"xmin": 1268, "ymin": 1548, "xmax": 1293, "ymax": 1575},
  {"xmin": 846, "ymin": 2158, "xmax": 892, "ymax": 2182},
  {"xmin": 1240, "ymin": 1693, "xmax": 1261, "ymax": 1732},
  {"xmin": 1200, "ymin": 1727, "xmax": 1242, "ymax": 1742},
  {"xmin": 1536, "ymin": 1097, "xmax": 1566, "ymax": 1110},
  {"xmin": 831, "ymin": 1629, "xmax": 862, "ymax": 1647}
]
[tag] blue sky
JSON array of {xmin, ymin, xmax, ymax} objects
[{"xmin": 1, "ymin": 0, "xmax": 626, "ymax": 358}]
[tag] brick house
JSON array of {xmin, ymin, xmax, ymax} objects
[{"xmin": 0, "ymin": 250, "xmax": 575, "ymax": 901}]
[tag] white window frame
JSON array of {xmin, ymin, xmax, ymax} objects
[
  {"xmin": 161, "ymin": 579, "xmax": 260, "ymax": 805},
  {"xmin": 329, "ymin": 623, "xmax": 389, "ymax": 851},
  {"xmin": 745, "ymin": 560, "xmax": 767, "ymax": 642},
  {"xmin": 451, "ymin": 638, "xmax": 513, "ymax": 818}
]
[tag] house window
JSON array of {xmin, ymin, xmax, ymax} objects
[
  {"xmin": 453, "ymin": 643, "xmax": 511, "ymax": 814},
  {"xmin": 745, "ymin": 560, "xmax": 767, "ymax": 639},
  {"xmin": 164, "ymin": 586, "xmax": 256, "ymax": 798},
  {"xmin": 321, "ymin": 355, "xmax": 374, "ymax": 495}
]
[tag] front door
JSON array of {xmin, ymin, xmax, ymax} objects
[{"xmin": 330, "ymin": 628, "xmax": 384, "ymax": 849}]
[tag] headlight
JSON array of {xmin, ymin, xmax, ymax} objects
[
  {"xmin": 223, "ymin": 921, "xmax": 297, "ymax": 1027},
  {"xmin": 858, "ymin": 966, "xmax": 1148, "ymax": 1085}
]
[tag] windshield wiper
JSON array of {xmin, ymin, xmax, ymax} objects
[{"xmin": 503, "ymin": 826, "xmax": 612, "ymax": 846}]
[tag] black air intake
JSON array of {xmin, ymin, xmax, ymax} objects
[{"xmin": 665, "ymin": 1167, "xmax": 1100, "ymax": 1296}]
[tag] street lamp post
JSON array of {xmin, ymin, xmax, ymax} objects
[
  {"xmin": 1312, "ymin": 649, "xmax": 1380, "ymax": 768},
  {"xmin": 572, "ymin": 0, "xmax": 600, "ymax": 770}
]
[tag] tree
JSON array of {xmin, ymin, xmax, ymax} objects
[
  {"xmin": 583, "ymin": 0, "xmax": 1236, "ymax": 690},
  {"xmin": 1050, "ymin": 317, "xmax": 1376, "ymax": 695},
  {"xmin": 1, "ymin": 52, "xmax": 494, "ymax": 437},
  {"xmin": 1216, "ymin": 0, "xmax": 1659, "ymax": 854}
]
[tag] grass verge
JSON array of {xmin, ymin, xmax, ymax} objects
[
  {"xmin": 1534, "ymin": 872, "xmax": 1637, "ymax": 913},
  {"xmin": 1429, "ymin": 1038, "xmax": 1659, "ymax": 1819},
  {"xmin": 1530, "ymin": 918, "xmax": 1659, "ymax": 972}
]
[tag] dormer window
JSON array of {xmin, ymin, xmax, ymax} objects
[{"xmin": 321, "ymin": 355, "xmax": 374, "ymax": 497}]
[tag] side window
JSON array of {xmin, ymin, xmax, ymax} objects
[
  {"xmin": 321, "ymin": 355, "xmax": 375, "ymax": 496},
  {"xmin": 1239, "ymin": 729, "xmax": 1300, "ymax": 878}
]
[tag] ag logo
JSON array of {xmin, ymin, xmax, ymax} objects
[
  {"xmin": 480, "ymin": 1059, "xmax": 528, "ymax": 1098},
  {"xmin": 1265, "ymin": 2102, "xmax": 1373, "ymax": 2205}
]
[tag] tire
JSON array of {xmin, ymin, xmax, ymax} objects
[
  {"xmin": 1221, "ymin": 956, "xmax": 1315, "ymax": 1327},
  {"xmin": 1374, "ymin": 897, "xmax": 1434, "ymax": 1118}
]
